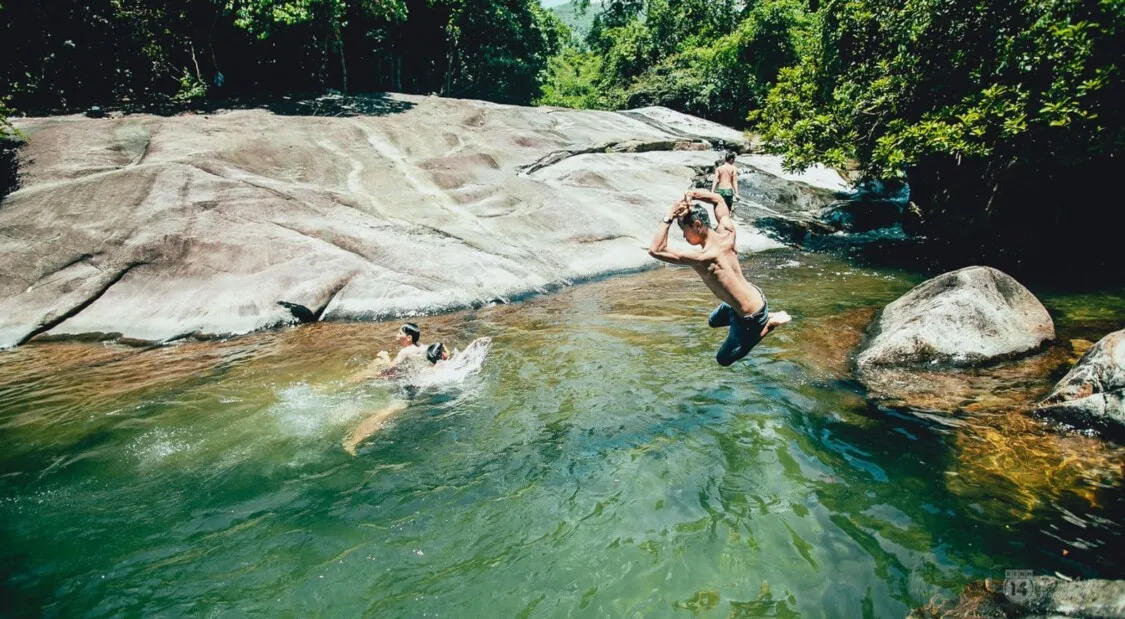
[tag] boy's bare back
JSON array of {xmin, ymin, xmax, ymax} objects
[{"xmin": 715, "ymin": 163, "xmax": 737, "ymax": 189}]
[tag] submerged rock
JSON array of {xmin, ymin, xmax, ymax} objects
[
  {"xmin": 0, "ymin": 94, "xmax": 829, "ymax": 347},
  {"xmin": 857, "ymin": 343, "xmax": 1071, "ymax": 414},
  {"xmin": 856, "ymin": 266, "xmax": 1054, "ymax": 370},
  {"xmin": 1035, "ymin": 329, "xmax": 1125, "ymax": 438},
  {"xmin": 910, "ymin": 576, "xmax": 1125, "ymax": 619}
]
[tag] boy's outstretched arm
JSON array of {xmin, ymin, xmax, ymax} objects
[
  {"xmin": 648, "ymin": 199, "xmax": 699, "ymax": 265},
  {"xmin": 687, "ymin": 189, "xmax": 735, "ymax": 235}
]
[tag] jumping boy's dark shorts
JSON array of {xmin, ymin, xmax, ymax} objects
[{"xmin": 707, "ymin": 286, "xmax": 769, "ymax": 366}]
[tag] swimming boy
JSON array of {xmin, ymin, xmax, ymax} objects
[
  {"xmin": 648, "ymin": 189, "xmax": 790, "ymax": 366},
  {"xmin": 342, "ymin": 337, "xmax": 491, "ymax": 455},
  {"xmin": 711, "ymin": 152, "xmax": 740, "ymax": 211},
  {"xmin": 349, "ymin": 323, "xmax": 426, "ymax": 382}
]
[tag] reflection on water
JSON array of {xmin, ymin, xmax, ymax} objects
[{"xmin": 0, "ymin": 251, "xmax": 1122, "ymax": 617}]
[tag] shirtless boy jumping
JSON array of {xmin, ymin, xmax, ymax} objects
[{"xmin": 649, "ymin": 189, "xmax": 790, "ymax": 366}]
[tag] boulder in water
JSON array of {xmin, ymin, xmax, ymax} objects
[
  {"xmin": 1034, "ymin": 329, "xmax": 1125, "ymax": 438},
  {"xmin": 856, "ymin": 266, "xmax": 1054, "ymax": 370}
]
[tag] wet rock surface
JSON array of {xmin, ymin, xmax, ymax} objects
[
  {"xmin": 1035, "ymin": 329, "xmax": 1125, "ymax": 438},
  {"xmin": 910, "ymin": 576, "xmax": 1125, "ymax": 619}
]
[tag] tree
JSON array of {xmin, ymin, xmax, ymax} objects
[
  {"xmin": 226, "ymin": 0, "xmax": 408, "ymax": 92},
  {"xmin": 538, "ymin": 0, "xmax": 811, "ymax": 126},
  {"xmin": 0, "ymin": 0, "xmax": 563, "ymax": 112},
  {"xmin": 537, "ymin": 46, "xmax": 607, "ymax": 109},
  {"xmin": 752, "ymin": 0, "xmax": 1125, "ymax": 256},
  {"xmin": 440, "ymin": 0, "xmax": 567, "ymax": 103}
]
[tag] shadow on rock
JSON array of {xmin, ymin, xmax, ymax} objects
[
  {"xmin": 97, "ymin": 92, "xmax": 417, "ymax": 119},
  {"xmin": 261, "ymin": 93, "xmax": 416, "ymax": 117}
]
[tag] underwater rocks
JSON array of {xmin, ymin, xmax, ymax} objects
[
  {"xmin": 909, "ymin": 576, "xmax": 1125, "ymax": 619},
  {"xmin": 1035, "ymin": 329, "xmax": 1125, "ymax": 438}
]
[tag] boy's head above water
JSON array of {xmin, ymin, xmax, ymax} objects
[
  {"xmin": 677, "ymin": 204, "xmax": 711, "ymax": 246},
  {"xmin": 426, "ymin": 342, "xmax": 449, "ymax": 364},
  {"xmin": 397, "ymin": 323, "xmax": 420, "ymax": 346}
]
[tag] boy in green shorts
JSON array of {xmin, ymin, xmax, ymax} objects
[{"xmin": 711, "ymin": 151, "xmax": 739, "ymax": 211}]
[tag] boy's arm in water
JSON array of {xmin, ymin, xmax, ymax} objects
[
  {"xmin": 347, "ymin": 352, "xmax": 392, "ymax": 383},
  {"xmin": 648, "ymin": 199, "xmax": 702, "ymax": 265},
  {"xmin": 687, "ymin": 189, "xmax": 735, "ymax": 236}
]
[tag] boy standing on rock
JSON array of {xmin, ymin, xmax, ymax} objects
[
  {"xmin": 648, "ymin": 189, "xmax": 790, "ymax": 366},
  {"xmin": 711, "ymin": 151, "xmax": 740, "ymax": 211}
]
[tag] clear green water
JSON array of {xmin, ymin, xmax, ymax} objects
[{"xmin": 1, "ymin": 251, "xmax": 1122, "ymax": 618}]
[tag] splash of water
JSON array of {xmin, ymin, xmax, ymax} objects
[
  {"xmin": 270, "ymin": 382, "xmax": 382, "ymax": 437},
  {"xmin": 404, "ymin": 337, "xmax": 492, "ymax": 391}
]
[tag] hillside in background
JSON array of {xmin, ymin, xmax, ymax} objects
[{"xmin": 550, "ymin": 0, "xmax": 599, "ymax": 40}]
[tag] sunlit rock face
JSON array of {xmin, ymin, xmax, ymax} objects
[
  {"xmin": 0, "ymin": 94, "xmax": 855, "ymax": 347},
  {"xmin": 856, "ymin": 266, "xmax": 1055, "ymax": 371},
  {"xmin": 1035, "ymin": 329, "xmax": 1125, "ymax": 437},
  {"xmin": 852, "ymin": 265, "xmax": 1060, "ymax": 416}
]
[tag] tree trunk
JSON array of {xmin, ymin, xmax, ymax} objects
[
  {"xmin": 189, "ymin": 41, "xmax": 204, "ymax": 83},
  {"xmin": 338, "ymin": 32, "xmax": 348, "ymax": 94}
]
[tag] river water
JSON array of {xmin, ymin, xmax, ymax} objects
[{"xmin": 1, "ymin": 250, "xmax": 1122, "ymax": 617}]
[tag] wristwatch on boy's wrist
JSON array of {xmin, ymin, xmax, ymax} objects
[{"xmin": 662, "ymin": 217, "xmax": 674, "ymax": 224}]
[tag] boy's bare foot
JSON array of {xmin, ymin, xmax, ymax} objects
[{"xmin": 760, "ymin": 311, "xmax": 792, "ymax": 337}]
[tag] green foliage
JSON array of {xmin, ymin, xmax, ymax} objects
[
  {"xmin": 752, "ymin": 0, "xmax": 1124, "ymax": 179},
  {"xmin": 225, "ymin": 0, "xmax": 407, "ymax": 37},
  {"xmin": 175, "ymin": 70, "xmax": 209, "ymax": 102},
  {"xmin": 536, "ymin": 47, "xmax": 608, "ymax": 109},
  {"xmin": 0, "ymin": 98, "xmax": 13, "ymax": 140},
  {"xmin": 0, "ymin": 0, "xmax": 564, "ymax": 112},
  {"xmin": 748, "ymin": 0, "xmax": 1125, "ymax": 257},
  {"xmin": 539, "ymin": 0, "xmax": 811, "ymax": 125},
  {"xmin": 549, "ymin": 0, "xmax": 597, "ymax": 41}
]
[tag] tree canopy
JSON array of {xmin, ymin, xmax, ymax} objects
[
  {"xmin": 539, "ymin": 0, "xmax": 1123, "ymax": 260},
  {"xmin": 2, "ymin": 0, "xmax": 1121, "ymax": 260},
  {"xmin": 0, "ymin": 0, "xmax": 566, "ymax": 113},
  {"xmin": 750, "ymin": 0, "xmax": 1123, "ymax": 248}
]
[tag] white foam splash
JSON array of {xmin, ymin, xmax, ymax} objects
[
  {"xmin": 269, "ymin": 383, "xmax": 372, "ymax": 436},
  {"xmin": 128, "ymin": 428, "xmax": 192, "ymax": 463},
  {"xmin": 405, "ymin": 337, "xmax": 492, "ymax": 391}
]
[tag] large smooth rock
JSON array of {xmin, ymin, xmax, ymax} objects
[
  {"xmin": 0, "ymin": 94, "xmax": 821, "ymax": 347},
  {"xmin": 856, "ymin": 266, "xmax": 1055, "ymax": 370},
  {"xmin": 1035, "ymin": 329, "xmax": 1125, "ymax": 437}
]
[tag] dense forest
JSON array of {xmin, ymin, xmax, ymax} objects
[
  {"xmin": 2, "ymin": 0, "xmax": 1122, "ymax": 263},
  {"xmin": 0, "ymin": 0, "xmax": 565, "ymax": 112}
]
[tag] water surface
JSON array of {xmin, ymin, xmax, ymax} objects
[{"xmin": 1, "ymin": 251, "xmax": 1122, "ymax": 617}]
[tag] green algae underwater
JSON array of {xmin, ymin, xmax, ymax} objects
[{"xmin": 1, "ymin": 251, "xmax": 1122, "ymax": 618}]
